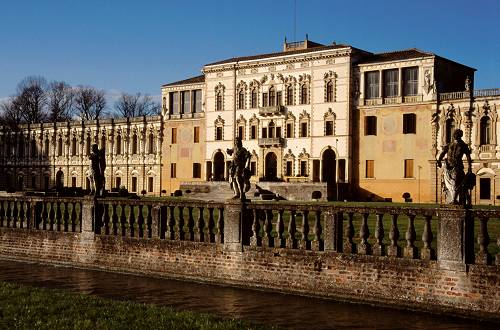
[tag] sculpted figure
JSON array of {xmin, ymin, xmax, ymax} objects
[
  {"xmin": 227, "ymin": 137, "xmax": 252, "ymax": 200},
  {"xmin": 89, "ymin": 144, "xmax": 106, "ymax": 196},
  {"xmin": 437, "ymin": 129, "xmax": 473, "ymax": 205}
]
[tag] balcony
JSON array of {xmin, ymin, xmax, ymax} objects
[
  {"xmin": 479, "ymin": 144, "xmax": 496, "ymax": 153},
  {"xmin": 474, "ymin": 88, "xmax": 500, "ymax": 98},
  {"xmin": 364, "ymin": 98, "xmax": 382, "ymax": 106},
  {"xmin": 383, "ymin": 97, "xmax": 401, "ymax": 104},
  {"xmin": 258, "ymin": 137, "xmax": 285, "ymax": 147},
  {"xmin": 439, "ymin": 91, "xmax": 470, "ymax": 101},
  {"xmin": 259, "ymin": 105, "xmax": 284, "ymax": 116},
  {"xmin": 403, "ymin": 94, "xmax": 423, "ymax": 103}
]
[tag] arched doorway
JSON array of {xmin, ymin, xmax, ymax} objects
[
  {"xmin": 56, "ymin": 170, "xmax": 64, "ymax": 190},
  {"xmin": 213, "ymin": 151, "xmax": 225, "ymax": 181},
  {"xmin": 265, "ymin": 152, "xmax": 277, "ymax": 181},
  {"xmin": 322, "ymin": 149, "xmax": 337, "ymax": 200}
]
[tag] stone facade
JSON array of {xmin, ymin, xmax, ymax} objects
[{"xmin": 0, "ymin": 116, "xmax": 164, "ymax": 195}]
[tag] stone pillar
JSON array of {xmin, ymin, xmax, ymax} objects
[
  {"xmin": 81, "ymin": 197, "xmax": 95, "ymax": 241},
  {"xmin": 437, "ymin": 206, "xmax": 474, "ymax": 270},
  {"xmin": 323, "ymin": 209, "xmax": 343, "ymax": 252},
  {"xmin": 150, "ymin": 205, "xmax": 161, "ymax": 239},
  {"xmin": 223, "ymin": 199, "xmax": 246, "ymax": 252}
]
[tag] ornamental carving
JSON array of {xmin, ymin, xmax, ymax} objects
[
  {"xmin": 423, "ymin": 69, "xmax": 436, "ymax": 95},
  {"xmin": 299, "ymin": 110, "xmax": 310, "ymax": 120},
  {"xmin": 324, "ymin": 108, "xmax": 336, "ymax": 119},
  {"xmin": 298, "ymin": 148, "xmax": 309, "ymax": 159},
  {"xmin": 214, "ymin": 115, "xmax": 225, "ymax": 125}
]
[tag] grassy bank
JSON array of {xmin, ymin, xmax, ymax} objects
[{"xmin": 0, "ymin": 281, "xmax": 272, "ymax": 330}]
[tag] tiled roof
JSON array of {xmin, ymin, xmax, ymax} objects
[
  {"xmin": 357, "ymin": 48, "xmax": 434, "ymax": 64},
  {"xmin": 162, "ymin": 74, "xmax": 205, "ymax": 87},
  {"xmin": 204, "ymin": 43, "xmax": 353, "ymax": 66}
]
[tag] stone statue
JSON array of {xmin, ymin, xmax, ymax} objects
[
  {"xmin": 437, "ymin": 129, "xmax": 474, "ymax": 205},
  {"xmin": 465, "ymin": 76, "xmax": 471, "ymax": 92},
  {"xmin": 227, "ymin": 137, "xmax": 252, "ymax": 200},
  {"xmin": 89, "ymin": 144, "xmax": 106, "ymax": 197}
]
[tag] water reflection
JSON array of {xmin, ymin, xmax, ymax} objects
[{"xmin": 0, "ymin": 259, "xmax": 494, "ymax": 329}]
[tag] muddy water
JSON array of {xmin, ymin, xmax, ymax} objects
[{"xmin": 0, "ymin": 259, "xmax": 494, "ymax": 329}]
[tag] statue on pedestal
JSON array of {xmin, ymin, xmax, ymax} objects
[
  {"xmin": 437, "ymin": 129, "xmax": 474, "ymax": 205},
  {"xmin": 89, "ymin": 144, "xmax": 106, "ymax": 197},
  {"xmin": 227, "ymin": 137, "xmax": 252, "ymax": 200}
]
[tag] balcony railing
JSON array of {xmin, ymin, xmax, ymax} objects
[
  {"xmin": 258, "ymin": 137, "xmax": 285, "ymax": 147},
  {"xmin": 479, "ymin": 144, "xmax": 496, "ymax": 153},
  {"xmin": 364, "ymin": 98, "xmax": 382, "ymax": 106},
  {"xmin": 403, "ymin": 94, "xmax": 423, "ymax": 103},
  {"xmin": 259, "ymin": 105, "xmax": 284, "ymax": 116},
  {"xmin": 474, "ymin": 88, "xmax": 500, "ymax": 98},
  {"xmin": 383, "ymin": 97, "xmax": 401, "ymax": 104},
  {"xmin": 439, "ymin": 91, "xmax": 471, "ymax": 101}
]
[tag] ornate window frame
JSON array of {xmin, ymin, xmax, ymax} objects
[
  {"xmin": 214, "ymin": 83, "xmax": 225, "ymax": 111},
  {"xmin": 299, "ymin": 110, "xmax": 310, "ymax": 138},
  {"xmin": 298, "ymin": 74, "xmax": 311, "ymax": 105},
  {"xmin": 324, "ymin": 108, "xmax": 336, "ymax": 136},
  {"xmin": 440, "ymin": 103, "xmax": 462, "ymax": 146},
  {"xmin": 214, "ymin": 115, "xmax": 225, "ymax": 141},
  {"xmin": 236, "ymin": 114, "xmax": 246, "ymax": 140},
  {"xmin": 249, "ymin": 80, "xmax": 260, "ymax": 109},
  {"xmin": 236, "ymin": 81, "xmax": 247, "ymax": 110},
  {"xmin": 476, "ymin": 100, "xmax": 497, "ymax": 147},
  {"xmin": 298, "ymin": 148, "xmax": 310, "ymax": 177},
  {"xmin": 249, "ymin": 114, "xmax": 259, "ymax": 140},
  {"xmin": 324, "ymin": 71, "xmax": 337, "ymax": 103},
  {"xmin": 283, "ymin": 149, "xmax": 295, "ymax": 177},
  {"xmin": 285, "ymin": 112, "xmax": 295, "ymax": 138}
]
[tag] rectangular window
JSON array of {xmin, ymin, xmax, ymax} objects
[
  {"xmin": 171, "ymin": 163, "xmax": 177, "ymax": 178},
  {"xmin": 194, "ymin": 126, "xmax": 200, "ymax": 143},
  {"xmin": 325, "ymin": 121, "xmax": 334, "ymax": 136},
  {"xmin": 479, "ymin": 178, "xmax": 491, "ymax": 200},
  {"xmin": 115, "ymin": 177, "xmax": 121, "ymax": 189},
  {"xmin": 71, "ymin": 177, "xmax": 77, "ymax": 188},
  {"xmin": 170, "ymin": 92, "xmax": 179, "ymax": 114},
  {"xmin": 238, "ymin": 126, "xmax": 244, "ymax": 139},
  {"xmin": 148, "ymin": 177, "xmax": 154, "ymax": 192},
  {"xmin": 366, "ymin": 160, "xmax": 374, "ymax": 178},
  {"xmin": 250, "ymin": 125, "xmax": 257, "ymax": 139},
  {"xmin": 131, "ymin": 177, "xmax": 137, "ymax": 192},
  {"xmin": 403, "ymin": 67, "xmax": 418, "ymax": 96},
  {"xmin": 286, "ymin": 161, "xmax": 293, "ymax": 176},
  {"xmin": 193, "ymin": 89, "xmax": 202, "ymax": 113},
  {"xmin": 31, "ymin": 176, "xmax": 36, "ymax": 188},
  {"xmin": 404, "ymin": 159, "xmax": 414, "ymax": 178},
  {"xmin": 276, "ymin": 127, "xmax": 282, "ymax": 138},
  {"xmin": 286, "ymin": 123, "xmax": 293, "ymax": 138},
  {"xmin": 365, "ymin": 71, "xmax": 380, "ymax": 99},
  {"xmin": 193, "ymin": 163, "xmax": 201, "ymax": 178},
  {"xmin": 338, "ymin": 159, "xmax": 346, "ymax": 182},
  {"xmin": 215, "ymin": 127, "xmax": 223, "ymax": 141},
  {"xmin": 403, "ymin": 113, "xmax": 416, "ymax": 134},
  {"xmin": 262, "ymin": 127, "xmax": 267, "ymax": 138},
  {"xmin": 383, "ymin": 69, "xmax": 399, "ymax": 97},
  {"xmin": 250, "ymin": 161, "xmax": 256, "ymax": 176},
  {"xmin": 277, "ymin": 91, "xmax": 282, "ymax": 105},
  {"xmin": 365, "ymin": 116, "xmax": 377, "ymax": 135},
  {"xmin": 181, "ymin": 91, "xmax": 190, "ymax": 114},
  {"xmin": 262, "ymin": 93, "xmax": 268, "ymax": 107},
  {"xmin": 300, "ymin": 122, "xmax": 308, "ymax": 137},
  {"xmin": 171, "ymin": 127, "xmax": 177, "ymax": 144},
  {"xmin": 300, "ymin": 160, "xmax": 308, "ymax": 176}
]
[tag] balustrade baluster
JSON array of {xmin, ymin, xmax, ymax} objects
[
  {"xmin": 56, "ymin": 202, "xmax": 62, "ymax": 231},
  {"xmin": 62, "ymin": 202, "xmax": 69, "ymax": 232},
  {"xmin": 127, "ymin": 205, "xmax": 135, "ymax": 237},
  {"xmin": 196, "ymin": 206, "xmax": 205, "ymax": 242},
  {"xmin": 286, "ymin": 210, "xmax": 297, "ymax": 249},
  {"xmin": 49, "ymin": 202, "xmax": 56, "ymax": 231},
  {"xmin": 476, "ymin": 217, "xmax": 491, "ymax": 264},
  {"xmin": 262, "ymin": 210, "xmax": 273, "ymax": 247},
  {"xmin": 300, "ymin": 210, "xmax": 310, "ymax": 250},
  {"xmin": 251, "ymin": 209, "xmax": 261, "ymax": 247},
  {"xmin": 70, "ymin": 202, "xmax": 77, "ymax": 232},
  {"xmin": 119, "ymin": 205, "xmax": 127, "ymax": 236},
  {"xmin": 6, "ymin": 201, "xmax": 11, "ymax": 228},
  {"xmin": 137, "ymin": 205, "xmax": 144, "ymax": 238},
  {"xmin": 42, "ymin": 202, "xmax": 49, "ymax": 230},
  {"xmin": 421, "ymin": 215, "xmax": 435, "ymax": 260},
  {"xmin": 159, "ymin": 206, "xmax": 168, "ymax": 239},
  {"xmin": 111, "ymin": 204, "xmax": 119, "ymax": 236},
  {"xmin": 404, "ymin": 215, "xmax": 417, "ymax": 259},
  {"xmin": 102, "ymin": 203, "xmax": 110, "ymax": 235},
  {"xmin": 167, "ymin": 206, "xmax": 175, "ymax": 240},
  {"xmin": 373, "ymin": 213, "xmax": 385, "ymax": 256},
  {"xmin": 146, "ymin": 205, "xmax": 153, "ymax": 239},
  {"xmin": 274, "ymin": 210, "xmax": 285, "ymax": 248},
  {"xmin": 216, "ymin": 207, "xmax": 224, "ymax": 243},
  {"xmin": 359, "ymin": 213, "xmax": 371, "ymax": 255},
  {"xmin": 387, "ymin": 214, "xmax": 401, "ymax": 257},
  {"xmin": 207, "ymin": 207, "xmax": 215, "ymax": 243},
  {"xmin": 187, "ymin": 206, "xmax": 195, "ymax": 241},
  {"xmin": 0, "ymin": 201, "xmax": 5, "ymax": 227},
  {"xmin": 176, "ymin": 206, "xmax": 185, "ymax": 240},
  {"xmin": 19, "ymin": 201, "xmax": 26, "ymax": 229},
  {"xmin": 343, "ymin": 212, "xmax": 356, "ymax": 253},
  {"xmin": 12, "ymin": 201, "xmax": 18, "ymax": 228},
  {"xmin": 496, "ymin": 237, "xmax": 500, "ymax": 266},
  {"xmin": 312, "ymin": 211, "xmax": 323, "ymax": 251}
]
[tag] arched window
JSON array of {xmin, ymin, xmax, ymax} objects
[
  {"xmin": 18, "ymin": 136, "xmax": 24, "ymax": 158},
  {"xmin": 300, "ymin": 84, "xmax": 308, "ymax": 104},
  {"xmin": 445, "ymin": 118, "xmax": 455, "ymax": 144},
  {"xmin": 251, "ymin": 88, "xmax": 258, "ymax": 108},
  {"xmin": 326, "ymin": 81, "xmax": 334, "ymax": 102},
  {"xmin": 31, "ymin": 139, "xmax": 37, "ymax": 158},
  {"xmin": 44, "ymin": 138, "xmax": 50, "ymax": 156},
  {"xmin": 57, "ymin": 137, "xmax": 63, "ymax": 156},
  {"xmin": 132, "ymin": 134, "xmax": 138, "ymax": 154},
  {"xmin": 238, "ymin": 89, "xmax": 245, "ymax": 109},
  {"xmin": 269, "ymin": 86, "xmax": 276, "ymax": 106},
  {"xmin": 148, "ymin": 133, "xmax": 154, "ymax": 154},
  {"xmin": 116, "ymin": 135, "xmax": 122, "ymax": 155},
  {"xmin": 215, "ymin": 91, "xmax": 222, "ymax": 111},
  {"xmin": 286, "ymin": 85, "xmax": 294, "ymax": 105},
  {"xmin": 480, "ymin": 117, "xmax": 491, "ymax": 145},
  {"xmin": 71, "ymin": 137, "xmax": 77, "ymax": 156}
]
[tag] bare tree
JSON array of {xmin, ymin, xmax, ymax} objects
[
  {"xmin": 73, "ymin": 86, "xmax": 107, "ymax": 120},
  {"xmin": 114, "ymin": 93, "xmax": 160, "ymax": 118},
  {"xmin": 47, "ymin": 81, "xmax": 73, "ymax": 122},
  {"xmin": 15, "ymin": 76, "xmax": 48, "ymax": 123},
  {"xmin": 0, "ymin": 96, "xmax": 24, "ymax": 128}
]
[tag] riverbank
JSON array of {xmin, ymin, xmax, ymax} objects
[{"xmin": 0, "ymin": 281, "xmax": 270, "ymax": 329}]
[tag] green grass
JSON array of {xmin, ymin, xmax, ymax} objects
[{"xmin": 0, "ymin": 281, "xmax": 273, "ymax": 330}]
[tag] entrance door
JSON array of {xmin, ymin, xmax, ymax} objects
[
  {"xmin": 479, "ymin": 178, "xmax": 491, "ymax": 200},
  {"xmin": 213, "ymin": 152, "xmax": 225, "ymax": 181},
  {"xmin": 56, "ymin": 170, "xmax": 64, "ymax": 190},
  {"xmin": 322, "ymin": 149, "xmax": 337, "ymax": 200},
  {"xmin": 265, "ymin": 152, "xmax": 277, "ymax": 181}
]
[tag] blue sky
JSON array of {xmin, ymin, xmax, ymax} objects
[{"xmin": 0, "ymin": 0, "xmax": 499, "ymax": 100}]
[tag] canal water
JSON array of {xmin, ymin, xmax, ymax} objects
[{"xmin": 0, "ymin": 259, "xmax": 495, "ymax": 329}]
